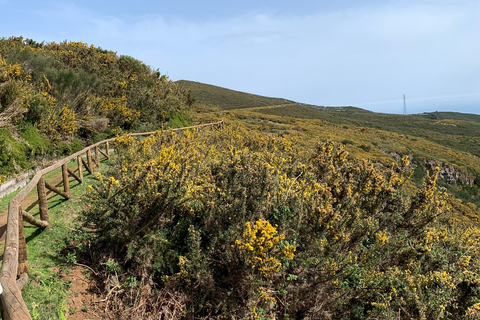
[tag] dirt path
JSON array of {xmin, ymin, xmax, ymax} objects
[{"xmin": 200, "ymin": 103, "xmax": 298, "ymax": 114}]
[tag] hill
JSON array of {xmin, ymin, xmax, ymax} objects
[
  {"xmin": 3, "ymin": 40, "xmax": 480, "ymax": 320},
  {"xmin": 255, "ymin": 104, "xmax": 480, "ymax": 159},
  {"xmin": 176, "ymin": 80, "xmax": 292, "ymax": 110}
]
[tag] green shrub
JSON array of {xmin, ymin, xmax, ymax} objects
[
  {"xmin": 69, "ymin": 138, "xmax": 84, "ymax": 153},
  {"xmin": 341, "ymin": 139, "xmax": 354, "ymax": 145},
  {"xmin": 24, "ymin": 94, "xmax": 49, "ymax": 125},
  {"xmin": 20, "ymin": 124, "xmax": 54, "ymax": 155},
  {"xmin": 166, "ymin": 113, "xmax": 189, "ymax": 128},
  {"xmin": 358, "ymin": 144, "xmax": 371, "ymax": 152},
  {"xmin": 56, "ymin": 141, "xmax": 70, "ymax": 155},
  {"xmin": 0, "ymin": 128, "xmax": 30, "ymax": 174}
]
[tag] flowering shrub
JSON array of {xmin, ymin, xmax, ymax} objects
[
  {"xmin": 236, "ymin": 219, "xmax": 290, "ymax": 277},
  {"xmin": 0, "ymin": 36, "xmax": 191, "ymax": 175},
  {"xmin": 69, "ymin": 124, "xmax": 480, "ymax": 319}
]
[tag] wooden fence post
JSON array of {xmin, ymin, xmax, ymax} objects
[
  {"xmin": 106, "ymin": 141, "xmax": 110, "ymax": 158},
  {"xmin": 94, "ymin": 146, "xmax": 99, "ymax": 167},
  {"xmin": 77, "ymin": 155, "xmax": 83, "ymax": 183},
  {"xmin": 87, "ymin": 149, "xmax": 93, "ymax": 173},
  {"xmin": 62, "ymin": 164, "xmax": 70, "ymax": 198},
  {"xmin": 37, "ymin": 176, "xmax": 49, "ymax": 225},
  {"xmin": 17, "ymin": 205, "xmax": 28, "ymax": 278}
]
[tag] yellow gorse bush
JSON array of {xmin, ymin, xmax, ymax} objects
[
  {"xmin": 236, "ymin": 219, "xmax": 289, "ymax": 277},
  {"xmin": 71, "ymin": 123, "xmax": 480, "ymax": 319}
]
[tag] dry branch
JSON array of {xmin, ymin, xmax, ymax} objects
[{"xmin": 0, "ymin": 101, "xmax": 26, "ymax": 127}]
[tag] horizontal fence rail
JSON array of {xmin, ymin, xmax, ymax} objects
[{"xmin": 0, "ymin": 120, "xmax": 224, "ymax": 319}]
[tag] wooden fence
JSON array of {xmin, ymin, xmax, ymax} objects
[{"xmin": 0, "ymin": 120, "xmax": 224, "ymax": 319}]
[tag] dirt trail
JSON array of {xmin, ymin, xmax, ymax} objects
[{"xmin": 201, "ymin": 103, "xmax": 297, "ymax": 114}]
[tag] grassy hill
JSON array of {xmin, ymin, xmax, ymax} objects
[
  {"xmin": 255, "ymin": 104, "xmax": 480, "ymax": 159},
  {"xmin": 176, "ymin": 80, "xmax": 292, "ymax": 110}
]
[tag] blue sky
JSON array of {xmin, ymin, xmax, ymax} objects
[{"xmin": 1, "ymin": 0, "xmax": 479, "ymax": 114}]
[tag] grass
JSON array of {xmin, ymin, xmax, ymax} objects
[
  {"xmin": 176, "ymin": 80, "xmax": 293, "ymax": 110},
  {"xmin": 0, "ymin": 157, "xmax": 112, "ymax": 319}
]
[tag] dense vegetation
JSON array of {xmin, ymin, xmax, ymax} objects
[
  {"xmin": 0, "ymin": 36, "xmax": 193, "ymax": 181},
  {"xmin": 70, "ymin": 125, "xmax": 480, "ymax": 319},
  {"xmin": 179, "ymin": 82, "xmax": 480, "ymax": 211}
]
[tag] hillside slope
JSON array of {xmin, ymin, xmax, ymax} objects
[
  {"xmin": 256, "ymin": 104, "xmax": 480, "ymax": 159},
  {"xmin": 416, "ymin": 111, "xmax": 480, "ymax": 123},
  {"xmin": 176, "ymin": 80, "xmax": 293, "ymax": 110}
]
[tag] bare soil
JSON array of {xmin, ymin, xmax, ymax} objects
[{"xmin": 58, "ymin": 266, "xmax": 107, "ymax": 319}]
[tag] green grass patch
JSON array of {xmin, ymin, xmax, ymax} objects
[
  {"xmin": 0, "ymin": 128, "xmax": 30, "ymax": 175},
  {"xmin": 20, "ymin": 124, "xmax": 54, "ymax": 156},
  {"xmin": 10, "ymin": 158, "xmax": 113, "ymax": 319}
]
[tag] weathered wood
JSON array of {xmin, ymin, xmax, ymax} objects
[
  {"xmin": 81, "ymin": 156, "xmax": 93, "ymax": 175},
  {"xmin": 106, "ymin": 141, "xmax": 110, "ymax": 158},
  {"xmin": 37, "ymin": 176, "xmax": 49, "ymax": 224},
  {"xmin": 45, "ymin": 181, "xmax": 70, "ymax": 200},
  {"xmin": 67, "ymin": 167, "xmax": 82, "ymax": 183},
  {"xmin": 94, "ymin": 146, "xmax": 100, "ymax": 167},
  {"xmin": 87, "ymin": 149, "xmax": 94, "ymax": 173},
  {"xmin": 77, "ymin": 155, "xmax": 84, "ymax": 182},
  {"xmin": 98, "ymin": 147, "xmax": 108, "ymax": 159},
  {"xmin": 17, "ymin": 206, "xmax": 28, "ymax": 278},
  {"xmin": 62, "ymin": 164, "xmax": 70, "ymax": 197},
  {"xmin": 22, "ymin": 210, "xmax": 49, "ymax": 229},
  {"xmin": 16, "ymin": 273, "xmax": 29, "ymax": 290},
  {"xmin": 0, "ymin": 201, "xmax": 32, "ymax": 320}
]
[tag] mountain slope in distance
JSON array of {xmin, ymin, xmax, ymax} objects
[{"xmin": 176, "ymin": 80, "xmax": 293, "ymax": 110}]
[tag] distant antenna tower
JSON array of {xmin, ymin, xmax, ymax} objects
[{"xmin": 403, "ymin": 94, "xmax": 407, "ymax": 115}]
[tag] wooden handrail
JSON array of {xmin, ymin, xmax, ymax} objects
[{"xmin": 0, "ymin": 120, "xmax": 223, "ymax": 319}]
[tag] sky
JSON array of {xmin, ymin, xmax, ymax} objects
[{"xmin": 1, "ymin": 0, "xmax": 479, "ymax": 114}]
